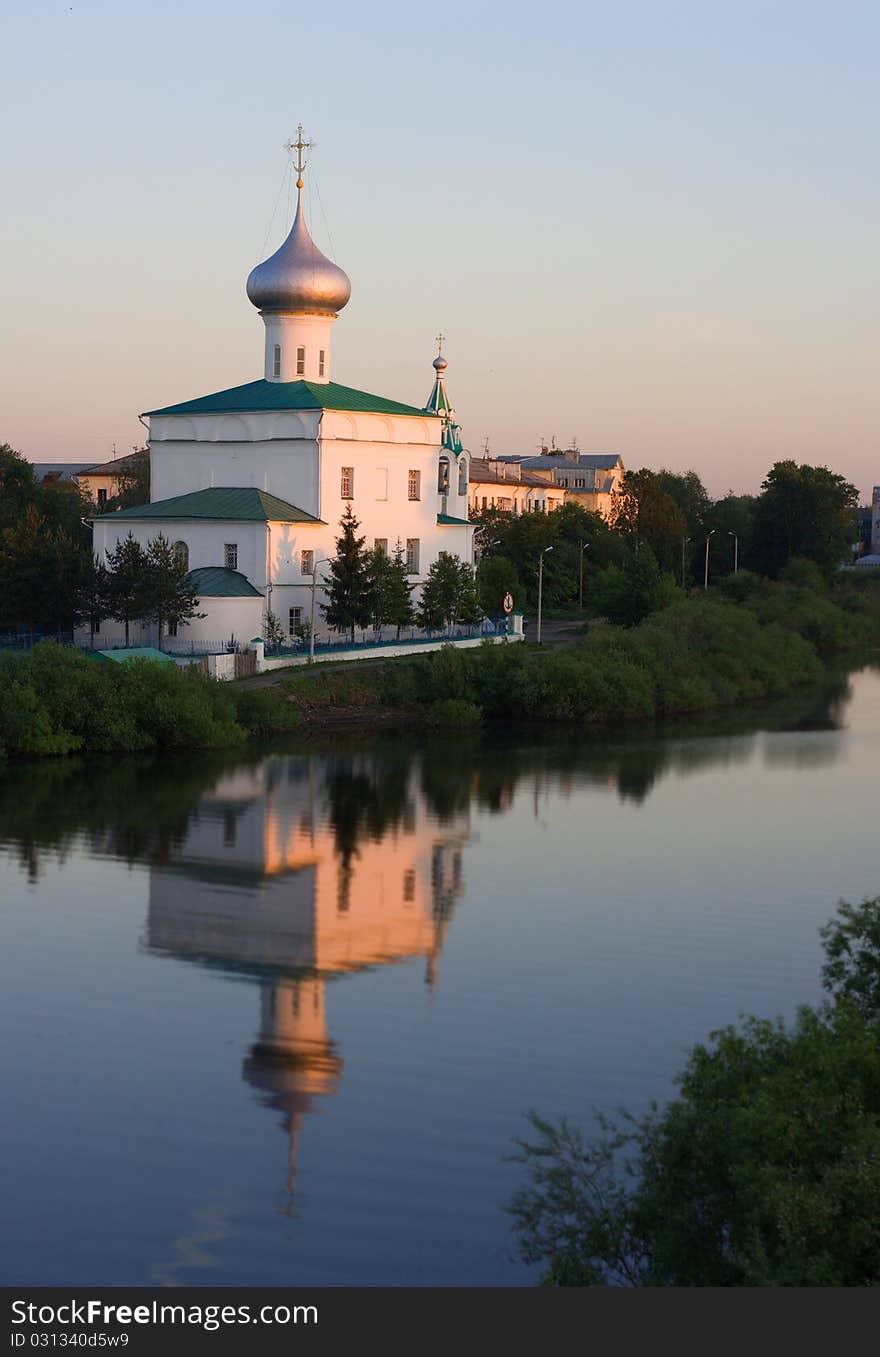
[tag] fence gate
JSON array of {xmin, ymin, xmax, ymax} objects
[{"xmin": 234, "ymin": 650, "xmax": 257, "ymax": 679}]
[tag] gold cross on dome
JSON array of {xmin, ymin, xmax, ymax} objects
[
  {"xmin": 284, "ymin": 124, "xmax": 313, "ymax": 188},
  {"xmin": 436, "ymin": 332, "xmax": 446, "ymax": 355}
]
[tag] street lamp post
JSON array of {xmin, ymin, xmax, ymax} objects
[
  {"xmin": 704, "ymin": 530, "xmax": 716, "ymax": 590},
  {"xmin": 309, "ymin": 558, "xmax": 331, "ymax": 663},
  {"xmin": 536, "ymin": 545, "xmax": 553, "ymax": 644},
  {"xmin": 578, "ymin": 541, "xmax": 590, "ymax": 609},
  {"xmin": 681, "ymin": 536, "xmax": 690, "ymax": 588},
  {"xmin": 728, "ymin": 530, "xmax": 738, "ymax": 574}
]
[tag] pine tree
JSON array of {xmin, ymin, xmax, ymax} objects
[
  {"xmin": 387, "ymin": 539, "xmax": 416, "ymax": 638},
  {"xmin": 455, "ymin": 559, "xmax": 482, "ymax": 626},
  {"xmin": 142, "ymin": 533, "xmax": 203, "ymax": 643},
  {"xmin": 264, "ymin": 610, "xmax": 285, "ymax": 649},
  {"xmin": 366, "ymin": 546, "xmax": 394, "ymax": 633},
  {"xmin": 321, "ymin": 506, "xmax": 375, "ymax": 642},
  {"xmin": 104, "ymin": 532, "xmax": 149, "ymax": 646},
  {"xmin": 85, "ymin": 555, "xmax": 110, "ymax": 644},
  {"xmin": 0, "ymin": 504, "xmax": 93, "ymax": 635},
  {"xmin": 418, "ymin": 551, "xmax": 468, "ymax": 632}
]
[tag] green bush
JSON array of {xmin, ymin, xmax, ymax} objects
[
  {"xmin": 427, "ymin": 697, "xmax": 482, "ymax": 727},
  {"xmin": 233, "ymin": 687, "xmax": 301, "ymax": 735},
  {"xmin": 509, "ymin": 897, "xmax": 880, "ymax": 1287},
  {"xmin": 0, "ymin": 643, "xmax": 245, "ymax": 759}
]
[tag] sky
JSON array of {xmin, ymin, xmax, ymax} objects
[{"xmin": 1, "ymin": 0, "xmax": 878, "ymax": 499}]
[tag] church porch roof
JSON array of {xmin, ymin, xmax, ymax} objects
[{"xmin": 185, "ymin": 567, "xmax": 264, "ymax": 598}]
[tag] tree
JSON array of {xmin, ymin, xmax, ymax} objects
[
  {"xmin": 366, "ymin": 545, "xmax": 396, "ymax": 632},
  {"xmin": 264, "ymin": 610, "xmax": 286, "ymax": 649},
  {"xmin": 321, "ymin": 506, "xmax": 375, "ymax": 642},
  {"xmin": 752, "ymin": 461, "xmax": 859, "ymax": 578},
  {"xmin": 0, "ymin": 444, "xmax": 38, "ymax": 532},
  {"xmin": 653, "ymin": 469, "xmax": 711, "ymax": 542},
  {"xmin": 610, "ymin": 470, "xmax": 688, "ymax": 574},
  {"xmin": 418, "ymin": 552, "xmax": 481, "ymax": 631},
  {"xmin": 707, "ymin": 492, "xmax": 757, "ymax": 580},
  {"xmin": 470, "ymin": 505, "xmax": 513, "ymax": 559},
  {"xmin": 588, "ymin": 542, "xmax": 678, "ymax": 627},
  {"xmin": 104, "ymin": 533, "xmax": 149, "ymax": 646},
  {"xmin": 455, "ymin": 559, "xmax": 482, "ymax": 626},
  {"xmin": 385, "ymin": 540, "xmax": 416, "ymax": 638},
  {"xmin": 141, "ymin": 533, "xmax": 203, "ymax": 642},
  {"xmin": 477, "ymin": 555, "xmax": 521, "ymax": 618},
  {"xmin": 509, "ymin": 896, "xmax": 880, "ymax": 1286},
  {"xmin": 0, "ymin": 503, "xmax": 94, "ymax": 635}
]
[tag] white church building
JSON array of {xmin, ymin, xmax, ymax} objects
[{"xmin": 90, "ymin": 130, "xmax": 473, "ymax": 648}]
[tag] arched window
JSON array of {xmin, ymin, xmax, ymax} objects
[
  {"xmin": 438, "ymin": 456, "xmax": 450, "ymax": 495},
  {"xmin": 173, "ymin": 540, "xmax": 189, "ymax": 571},
  {"xmin": 273, "ymin": 344, "xmax": 281, "ymax": 379},
  {"xmin": 458, "ymin": 457, "xmax": 468, "ymax": 496}
]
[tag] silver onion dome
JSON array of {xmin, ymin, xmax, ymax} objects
[
  {"xmin": 433, "ymin": 354, "xmax": 447, "ymax": 371},
  {"xmin": 246, "ymin": 197, "xmax": 351, "ymax": 315}
]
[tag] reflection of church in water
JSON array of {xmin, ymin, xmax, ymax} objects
[{"xmin": 145, "ymin": 755, "xmax": 469, "ymax": 1200}]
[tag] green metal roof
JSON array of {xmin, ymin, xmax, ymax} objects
[
  {"xmin": 92, "ymin": 487, "xmax": 322, "ymax": 523},
  {"xmin": 185, "ymin": 566, "xmax": 263, "ymax": 598},
  {"xmin": 144, "ymin": 379, "xmax": 439, "ymax": 419},
  {"xmin": 91, "ymin": 647, "xmax": 175, "ymax": 665},
  {"xmin": 437, "ymin": 513, "xmax": 472, "ymax": 526}
]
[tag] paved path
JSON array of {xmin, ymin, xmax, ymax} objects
[{"xmin": 529, "ymin": 618, "xmax": 586, "ymax": 648}]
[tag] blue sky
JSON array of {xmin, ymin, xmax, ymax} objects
[{"xmin": 1, "ymin": 0, "xmax": 878, "ymax": 497}]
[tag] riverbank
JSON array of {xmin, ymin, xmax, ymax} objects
[
  {"xmin": 278, "ymin": 578, "xmax": 879, "ymax": 730},
  {"xmin": 1, "ymin": 573, "xmax": 877, "ymax": 757}
]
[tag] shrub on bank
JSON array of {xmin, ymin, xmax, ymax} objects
[
  {"xmin": 363, "ymin": 592, "xmax": 821, "ymax": 726},
  {"xmin": 0, "ymin": 643, "xmax": 297, "ymax": 759},
  {"xmin": 428, "ymin": 698, "xmax": 482, "ymax": 727}
]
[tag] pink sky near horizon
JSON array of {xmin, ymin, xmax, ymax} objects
[{"xmin": 2, "ymin": 1, "xmax": 878, "ymax": 502}]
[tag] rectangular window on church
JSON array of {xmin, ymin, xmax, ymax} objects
[
  {"xmin": 403, "ymin": 869, "xmax": 416, "ymax": 903},
  {"xmin": 405, "ymin": 538, "xmax": 419, "ymax": 574},
  {"xmin": 289, "ymin": 606, "xmax": 303, "ymax": 636},
  {"xmin": 319, "ymin": 349, "xmax": 325, "ymax": 377},
  {"xmin": 341, "ymin": 467, "xmax": 353, "ymax": 499},
  {"xmin": 224, "ymin": 543, "xmax": 238, "ymax": 571},
  {"xmin": 296, "ymin": 346, "xmax": 305, "ymax": 375},
  {"xmin": 97, "ymin": 488, "xmax": 107, "ymax": 509},
  {"xmin": 408, "ymin": 469, "xmax": 421, "ymax": 501},
  {"xmin": 301, "ymin": 549, "xmax": 314, "ymax": 575},
  {"xmin": 273, "ymin": 344, "xmax": 281, "ymax": 379}
]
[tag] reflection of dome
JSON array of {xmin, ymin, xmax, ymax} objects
[
  {"xmin": 242, "ymin": 1041, "xmax": 343, "ymax": 1100},
  {"xmin": 246, "ymin": 199, "xmax": 351, "ymax": 316}
]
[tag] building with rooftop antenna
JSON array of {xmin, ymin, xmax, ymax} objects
[{"xmin": 87, "ymin": 128, "xmax": 473, "ymax": 648}]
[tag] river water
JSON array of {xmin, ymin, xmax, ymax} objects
[{"xmin": 2, "ymin": 665, "xmax": 878, "ymax": 1286}]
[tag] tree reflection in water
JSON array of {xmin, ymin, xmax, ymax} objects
[{"xmin": 0, "ymin": 667, "xmax": 857, "ymax": 1211}]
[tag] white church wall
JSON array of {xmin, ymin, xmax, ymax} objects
[
  {"xmin": 93, "ymin": 520, "xmax": 270, "ymax": 589},
  {"xmin": 150, "ymin": 437, "xmax": 321, "ymax": 514},
  {"xmin": 170, "ymin": 596, "xmax": 264, "ymax": 647},
  {"xmin": 149, "ymin": 410, "xmax": 321, "ymax": 444}
]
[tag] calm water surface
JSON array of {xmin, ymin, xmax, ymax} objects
[{"xmin": 2, "ymin": 667, "xmax": 879, "ymax": 1286}]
